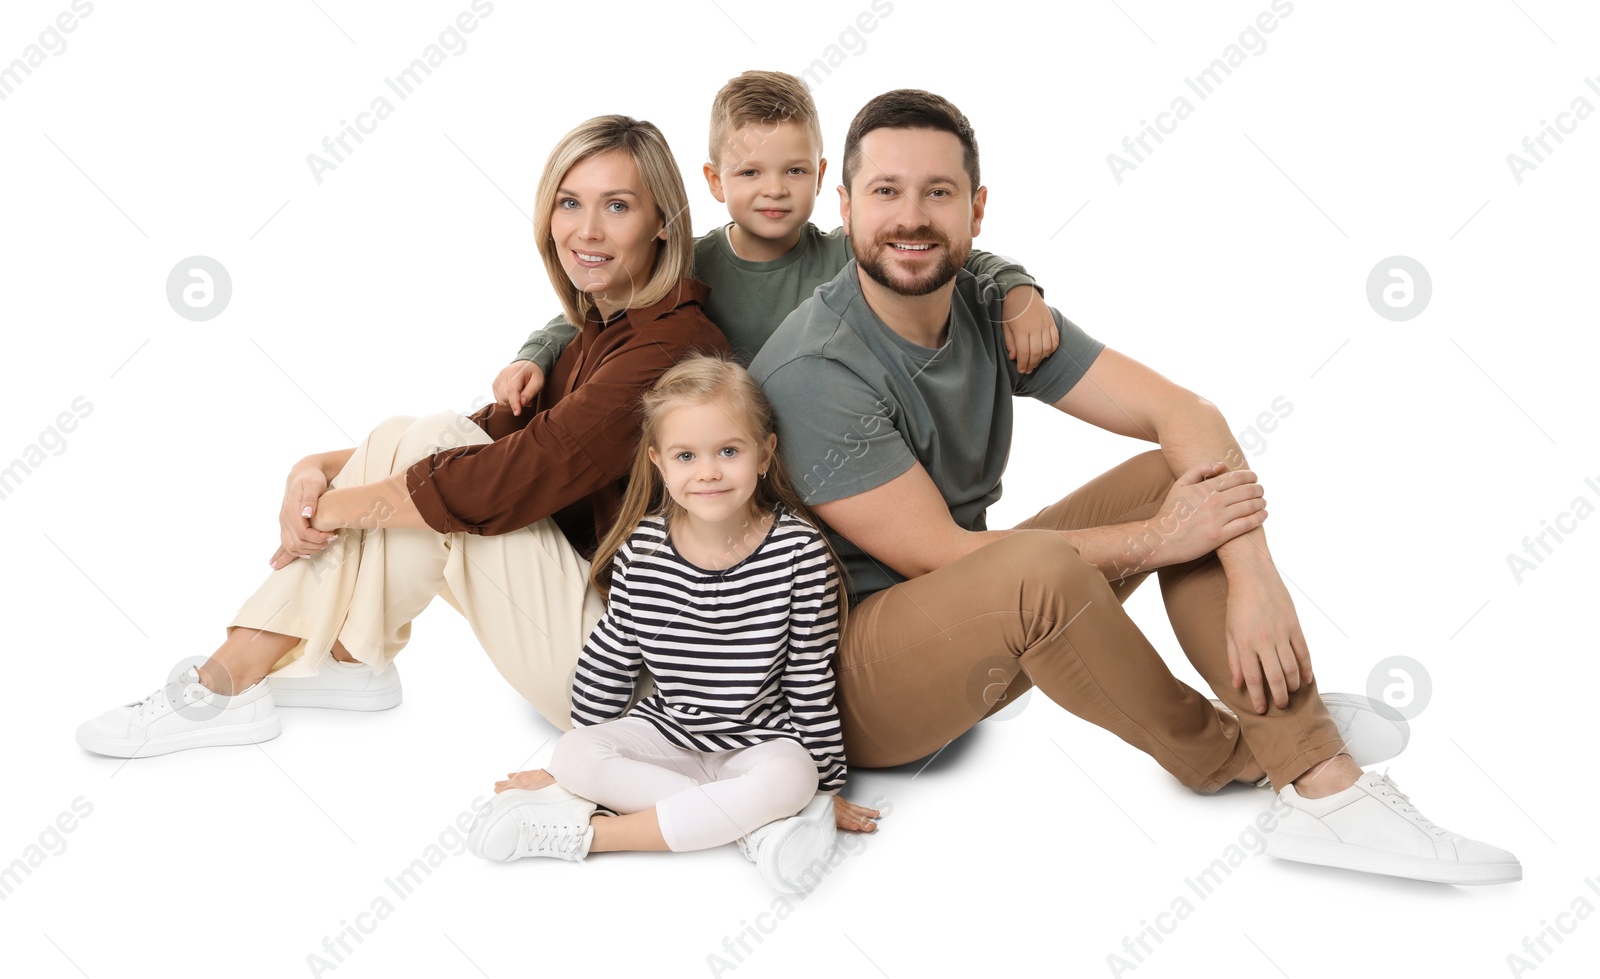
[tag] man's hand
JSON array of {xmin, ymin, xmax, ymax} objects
[
  {"xmin": 833, "ymin": 795, "xmax": 880, "ymax": 832},
  {"xmin": 1140, "ymin": 462, "xmax": 1268, "ymax": 571},
  {"xmin": 1225, "ymin": 570, "xmax": 1313, "ymax": 713},
  {"xmin": 999, "ymin": 286, "xmax": 1059, "ymax": 374},
  {"xmin": 492, "ymin": 360, "xmax": 545, "ymax": 417}
]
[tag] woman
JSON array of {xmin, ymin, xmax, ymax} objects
[{"xmin": 76, "ymin": 114, "xmax": 729, "ymax": 754}]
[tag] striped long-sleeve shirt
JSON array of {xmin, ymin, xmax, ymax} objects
[{"xmin": 570, "ymin": 507, "xmax": 847, "ymax": 794}]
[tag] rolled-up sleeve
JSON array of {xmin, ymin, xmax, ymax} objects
[{"xmin": 405, "ymin": 313, "xmax": 726, "ymax": 536}]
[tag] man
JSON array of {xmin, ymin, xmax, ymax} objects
[{"xmin": 749, "ymin": 89, "xmax": 1518, "ymax": 884}]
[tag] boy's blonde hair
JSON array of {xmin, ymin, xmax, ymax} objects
[
  {"xmin": 707, "ymin": 70, "xmax": 823, "ymax": 168},
  {"xmin": 533, "ymin": 115, "xmax": 695, "ymax": 327}
]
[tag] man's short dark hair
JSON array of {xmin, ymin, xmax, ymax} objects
[{"xmin": 842, "ymin": 89, "xmax": 980, "ymax": 195}]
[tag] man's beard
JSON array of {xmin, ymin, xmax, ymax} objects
[{"xmin": 852, "ymin": 224, "xmax": 966, "ymax": 297}]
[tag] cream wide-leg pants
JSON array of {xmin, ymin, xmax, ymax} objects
[{"xmin": 228, "ymin": 411, "xmax": 606, "ymax": 729}]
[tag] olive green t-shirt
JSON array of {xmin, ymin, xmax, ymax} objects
[
  {"xmin": 515, "ymin": 223, "xmax": 1037, "ymax": 370},
  {"xmin": 748, "ymin": 263, "xmax": 1105, "ymax": 599}
]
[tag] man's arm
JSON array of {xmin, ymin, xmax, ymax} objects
[
  {"xmin": 1050, "ymin": 347, "xmax": 1310, "ymax": 711},
  {"xmin": 1048, "ymin": 347, "xmax": 1270, "ymax": 575},
  {"xmin": 811, "ymin": 462, "xmax": 1159, "ymax": 582}
]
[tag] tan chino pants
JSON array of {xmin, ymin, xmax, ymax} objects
[{"xmin": 835, "ymin": 450, "xmax": 1344, "ymax": 792}]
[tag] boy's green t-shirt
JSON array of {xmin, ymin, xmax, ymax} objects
[{"xmin": 514, "ymin": 223, "xmax": 1038, "ymax": 371}]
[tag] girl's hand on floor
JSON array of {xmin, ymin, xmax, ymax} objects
[
  {"xmin": 494, "ymin": 769, "xmax": 556, "ymax": 793},
  {"xmin": 833, "ymin": 796, "xmax": 880, "ymax": 833}
]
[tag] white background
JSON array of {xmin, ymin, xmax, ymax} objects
[{"xmin": 2, "ymin": 1, "xmax": 1596, "ymax": 977}]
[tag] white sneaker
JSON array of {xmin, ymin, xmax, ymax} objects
[
  {"xmin": 267, "ymin": 659, "xmax": 402, "ymax": 711},
  {"xmin": 466, "ymin": 785, "xmax": 596, "ymax": 862},
  {"xmin": 76, "ymin": 668, "xmax": 280, "ymax": 758},
  {"xmin": 1265, "ymin": 770, "xmax": 1522, "ymax": 884},
  {"xmin": 737, "ymin": 794, "xmax": 840, "ymax": 894},
  {"xmin": 1210, "ymin": 691, "xmax": 1409, "ymax": 769}
]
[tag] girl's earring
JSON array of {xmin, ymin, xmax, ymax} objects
[{"xmin": 759, "ymin": 470, "xmax": 767, "ymax": 479}]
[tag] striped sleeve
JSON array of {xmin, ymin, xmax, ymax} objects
[
  {"xmin": 781, "ymin": 526, "xmax": 848, "ymax": 794},
  {"xmin": 570, "ymin": 541, "xmax": 643, "ymax": 727}
]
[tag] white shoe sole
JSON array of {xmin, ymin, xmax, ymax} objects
[
  {"xmin": 268, "ymin": 669, "xmax": 402, "ymax": 711},
  {"xmin": 757, "ymin": 795, "xmax": 840, "ymax": 894},
  {"xmin": 1266, "ymin": 832, "xmax": 1522, "ymax": 885},
  {"xmin": 76, "ymin": 714, "xmax": 281, "ymax": 759},
  {"xmin": 268, "ymin": 686, "xmax": 401, "ymax": 711}
]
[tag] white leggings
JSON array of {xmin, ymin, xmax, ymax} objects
[{"xmin": 546, "ymin": 718, "xmax": 819, "ymax": 852}]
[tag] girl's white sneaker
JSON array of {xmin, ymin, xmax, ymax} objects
[
  {"xmin": 737, "ymin": 794, "xmax": 840, "ymax": 894},
  {"xmin": 466, "ymin": 786, "xmax": 597, "ymax": 862},
  {"xmin": 76, "ymin": 668, "xmax": 280, "ymax": 758}
]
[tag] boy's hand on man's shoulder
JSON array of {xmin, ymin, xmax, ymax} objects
[{"xmin": 999, "ymin": 286, "xmax": 1059, "ymax": 374}]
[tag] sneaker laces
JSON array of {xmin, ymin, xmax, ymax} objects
[
  {"xmin": 1369, "ymin": 770, "xmax": 1449, "ymax": 839},
  {"xmin": 128, "ymin": 673, "xmax": 210, "ymax": 722},
  {"xmin": 512, "ymin": 817, "xmax": 588, "ymax": 859}
]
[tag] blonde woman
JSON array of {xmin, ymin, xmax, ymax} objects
[{"xmin": 77, "ymin": 115, "xmax": 728, "ymax": 755}]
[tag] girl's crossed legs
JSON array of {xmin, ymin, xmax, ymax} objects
[{"xmin": 540, "ymin": 717, "xmax": 818, "ymax": 853}]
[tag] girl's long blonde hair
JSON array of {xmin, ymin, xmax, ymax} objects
[
  {"xmin": 533, "ymin": 114, "xmax": 695, "ymax": 327},
  {"xmin": 590, "ymin": 354, "xmax": 848, "ymax": 628}
]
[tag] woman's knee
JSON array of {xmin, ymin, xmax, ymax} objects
[{"xmin": 392, "ymin": 411, "xmax": 490, "ymax": 469}]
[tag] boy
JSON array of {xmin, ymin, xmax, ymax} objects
[{"xmin": 492, "ymin": 70, "xmax": 1060, "ymax": 414}]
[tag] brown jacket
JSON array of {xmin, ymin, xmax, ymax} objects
[{"xmin": 405, "ymin": 278, "xmax": 726, "ymax": 555}]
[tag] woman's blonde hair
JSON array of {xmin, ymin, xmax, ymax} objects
[
  {"xmin": 533, "ymin": 115, "xmax": 695, "ymax": 326},
  {"xmin": 590, "ymin": 354, "xmax": 848, "ymax": 628}
]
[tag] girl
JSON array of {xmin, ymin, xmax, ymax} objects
[{"xmin": 466, "ymin": 355, "xmax": 859, "ymax": 893}]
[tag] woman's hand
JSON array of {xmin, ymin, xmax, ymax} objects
[
  {"xmin": 272, "ymin": 465, "xmax": 340, "ymax": 570},
  {"xmin": 833, "ymin": 795, "xmax": 880, "ymax": 833},
  {"xmin": 492, "ymin": 361, "xmax": 545, "ymax": 418},
  {"xmin": 495, "ymin": 769, "xmax": 556, "ymax": 793},
  {"xmin": 1139, "ymin": 462, "xmax": 1267, "ymax": 571}
]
